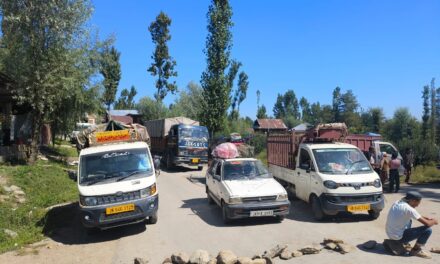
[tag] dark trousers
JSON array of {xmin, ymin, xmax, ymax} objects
[
  {"xmin": 389, "ymin": 169, "xmax": 399, "ymax": 192},
  {"xmin": 400, "ymin": 225, "xmax": 432, "ymax": 245}
]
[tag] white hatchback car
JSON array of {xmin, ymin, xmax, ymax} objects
[{"xmin": 205, "ymin": 158, "xmax": 290, "ymax": 224}]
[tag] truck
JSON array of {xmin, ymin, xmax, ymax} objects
[
  {"xmin": 267, "ymin": 123, "xmax": 384, "ymax": 220},
  {"xmin": 145, "ymin": 117, "xmax": 209, "ymax": 170},
  {"xmin": 345, "ymin": 134, "xmax": 405, "ymax": 175},
  {"xmin": 75, "ymin": 121, "xmax": 159, "ymax": 230}
]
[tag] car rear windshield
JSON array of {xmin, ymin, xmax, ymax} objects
[{"xmin": 223, "ymin": 160, "xmax": 270, "ymax": 180}]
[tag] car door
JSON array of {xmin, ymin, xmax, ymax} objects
[
  {"xmin": 207, "ymin": 160, "xmax": 222, "ymax": 203},
  {"xmin": 295, "ymin": 148, "xmax": 313, "ymax": 201}
]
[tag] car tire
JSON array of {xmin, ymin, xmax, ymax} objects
[
  {"xmin": 222, "ymin": 202, "xmax": 231, "ymax": 225},
  {"xmin": 207, "ymin": 188, "xmax": 215, "ymax": 204},
  {"xmin": 311, "ymin": 195, "xmax": 325, "ymax": 221},
  {"xmin": 276, "ymin": 215, "xmax": 285, "ymax": 222},
  {"xmin": 146, "ymin": 212, "xmax": 158, "ymax": 225},
  {"xmin": 368, "ymin": 209, "xmax": 381, "ymax": 220}
]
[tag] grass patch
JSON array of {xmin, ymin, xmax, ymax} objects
[
  {"xmin": 0, "ymin": 160, "xmax": 77, "ymax": 253},
  {"xmin": 256, "ymin": 150, "xmax": 267, "ymax": 166},
  {"xmin": 46, "ymin": 144, "xmax": 78, "ymax": 158},
  {"xmin": 410, "ymin": 165, "xmax": 440, "ymax": 184}
]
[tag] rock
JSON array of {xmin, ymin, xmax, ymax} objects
[
  {"xmin": 216, "ymin": 250, "xmax": 237, "ymax": 264},
  {"xmin": 134, "ymin": 258, "xmax": 148, "ymax": 264},
  {"xmin": 262, "ymin": 244, "xmax": 287, "ymax": 259},
  {"xmin": 337, "ymin": 243, "xmax": 355, "ymax": 254},
  {"xmin": 291, "ymin": 250, "xmax": 303, "ymax": 257},
  {"xmin": 0, "ymin": 194, "xmax": 9, "ymax": 202},
  {"xmin": 250, "ymin": 259, "xmax": 266, "ymax": 264},
  {"xmin": 236, "ymin": 257, "xmax": 253, "ymax": 264},
  {"xmin": 324, "ymin": 242, "xmax": 338, "ymax": 250},
  {"xmin": 299, "ymin": 245, "xmax": 321, "ymax": 255},
  {"xmin": 189, "ymin": 250, "xmax": 210, "ymax": 264},
  {"xmin": 162, "ymin": 257, "xmax": 172, "ymax": 264},
  {"xmin": 13, "ymin": 190, "xmax": 25, "ymax": 196},
  {"xmin": 262, "ymin": 257, "xmax": 272, "ymax": 264},
  {"xmin": 323, "ymin": 238, "xmax": 344, "ymax": 244},
  {"xmin": 251, "ymin": 255, "xmax": 262, "ymax": 260},
  {"xmin": 279, "ymin": 248, "xmax": 292, "ymax": 260},
  {"xmin": 171, "ymin": 252, "xmax": 190, "ymax": 264},
  {"xmin": 362, "ymin": 240, "xmax": 377, "ymax": 250},
  {"xmin": 207, "ymin": 259, "xmax": 217, "ymax": 264},
  {"xmin": 9, "ymin": 185, "xmax": 21, "ymax": 192},
  {"xmin": 4, "ymin": 229, "xmax": 18, "ymax": 238},
  {"xmin": 3, "ymin": 186, "xmax": 12, "ymax": 193},
  {"xmin": 431, "ymin": 247, "xmax": 440, "ymax": 254},
  {"xmin": 16, "ymin": 197, "xmax": 26, "ymax": 204}
]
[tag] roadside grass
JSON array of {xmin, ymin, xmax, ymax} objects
[
  {"xmin": 46, "ymin": 144, "xmax": 78, "ymax": 158},
  {"xmin": 256, "ymin": 150, "xmax": 267, "ymax": 166},
  {"xmin": 0, "ymin": 160, "xmax": 77, "ymax": 253},
  {"xmin": 410, "ymin": 165, "xmax": 440, "ymax": 184}
]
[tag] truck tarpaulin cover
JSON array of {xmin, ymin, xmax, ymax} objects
[{"xmin": 212, "ymin": 143, "xmax": 239, "ymax": 159}]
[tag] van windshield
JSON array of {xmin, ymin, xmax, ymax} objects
[
  {"xmin": 79, "ymin": 148, "xmax": 153, "ymax": 185},
  {"xmin": 312, "ymin": 148, "xmax": 372, "ymax": 175}
]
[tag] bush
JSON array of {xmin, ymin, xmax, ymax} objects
[
  {"xmin": 395, "ymin": 138, "xmax": 439, "ymax": 166},
  {"xmin": 411, "ymin": 165, "xmax": 440, "ymax": 183},
  {"xmin": 249, "ymin": 133, "xmax": 266, "ymax": 155}
]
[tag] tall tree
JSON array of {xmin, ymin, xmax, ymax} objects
[
  {"xmin": 169, "ymin": 82, "xmax": 204, "ymax": 120},
  {"xmin": 422, "ymin": 85, "xmax": 430, "ymax": 140},
  {"xmin": 310, "ymin": 102, "xmax": 322, "ymax": 124},
  {"xmin": 273, "ymin": 94, "xmax": 285, "ymax": 118},
  {"xmin": 430, "ymin": 78, "xmax": 436, "ymax": 143},
  {"xmin": 148, "ymin": 11, "xmax": 178, "ymax": 101},
  {"xmin": 137, "ymin": 96, "xmax": 169, "ymax": 120},
  {"xmin": 100, "ymin": 46, "xmax": 121, "ymax": 111},
  {"xmin": 299, "ymin": 97, "xmax": 312, "ymax": 123},
  {"xmin": 283, "ymin": 90, "xmax": 300, "ymax": 119},
  {"xmin": 200, "ymin": 0, "xmax": 233, "ymax": 135},
  {"xmin": 332, "ymin": 86, "xmax": 342, "ymax": 122},
  {"xmin": 228, "ymin": 60, "xmax": 242, "ymax": 119},
  {"xmin": 114, "ymin": 85, "xmax": 137, "ymax": 109},
  {"xmin": 231, "ymin": 71, "xmax": 248, "ymax": 119},
  {"xmin": 0, "ymin": 0, "xmax": 94, "ymax": 163},
  {"xmin": 257, "ymin": 105, "xmax": 268, "ymax": 119}
]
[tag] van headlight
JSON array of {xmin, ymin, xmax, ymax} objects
[
  {"xmin": 80, "ymin": 196, "xmax": 98, "ymax": 206},
  {"xmin": 277, "ymin": 193, "xmax": 288, "ymax": 201},
  {"xmin": 373, "ymin": 179, "xmax": 381, "ymax": 188},
  {"xmin": 324, "ymin": 180, "xmax": 339, "ymax": 189},
  {"xmin": 228, "ymin": 197, "xmax": 242, "ymax": 204},
  {"xmin": 141, "ymin": 183, "xmax": 157, "ymax": 198}
]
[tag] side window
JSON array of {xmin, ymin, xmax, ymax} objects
[
  {"xmin": 208, "ymin": 161, "xmax": 218, "ymax": 175},
  {"xmin": 299, "ymin": 149, "xmax": 311, "ymax": 170},
  {"xmin": 380, "ymin": 144, "xmax": 397, "ymax": 157},
  {"xmin": 215, "ymin": 162, "xmax": 222, "ymax": 177}
]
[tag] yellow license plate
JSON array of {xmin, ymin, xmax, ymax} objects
[
  {"xmin": 191, "ymin": 158, "xmax": 200, "ymax": 164},
  {"xmin": 347, "ymin": 204, "xmax": 371, "ymax": 212},
  {"xmin": 106, "ymin": 204, "xmax": 135, "ymax": 215}
]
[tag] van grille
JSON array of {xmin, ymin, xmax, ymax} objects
[
  {"xmin": 325, "ymin": 194, "xmax": 382, "ymax": 204},
  {"xmin": 96, "ymin": 190, "xmax": 141, "ymax": 206}
]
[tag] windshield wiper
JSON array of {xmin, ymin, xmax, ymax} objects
[
  {"xmin": 346, "ymin": 160, "xmax": 367, "ymax": 175},
  {"xmin": 86, "ymin": 179, "xmax": 103, "ymax": 186},
  {"xmin": 116, "ymin": 170, "xmax": 146, "ymax": 182}
]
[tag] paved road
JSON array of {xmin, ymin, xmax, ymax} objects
[{"xmin": 1, "ymin": 168, "xmax": 439, "ymax": 263}]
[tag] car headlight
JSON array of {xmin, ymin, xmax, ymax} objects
[
  {"xmin": 141, "ymin": 183, "xmax": 157, "ymax": 198},
  {"xmin": 277, "ymin": 193, "xmax": 288, "ymax": 201},
  {"xmin": 324, "ymin": 180, "xmax": 339, "ymax": 189},
  {"xmin": 373, "ymin": 179, "xmax": 382, "ymax": 188},
  {"xmin": 228, "ymin": 197, "xmax": 242, "ymax": 204},
  {"xmin": 80, "ymin": 196, "xmax": 98, "ymax": 206}
]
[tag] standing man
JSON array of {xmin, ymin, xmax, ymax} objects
[
  {"xmin": 404, "ymin": 148, "xmax": 414, "ymax": 183},
  {"xmin": 385, "ymin": 191, "xmax": 438, "ymax": 258},
  {"xmin": 389, "ymin": 153, "xmax": 401, "ymax": 193}
]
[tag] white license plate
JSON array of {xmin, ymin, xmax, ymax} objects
[{"xmin": 250, "ymin": 210, "xmax": 274, "ymax": 217}]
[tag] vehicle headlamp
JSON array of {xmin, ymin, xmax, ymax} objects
[
  {"xmin": 228, "ymin": 197, "xmax": 242, "ymax": 204},
  {"xmin": 324, "ymin": 180, "xmax": 339, "ymax": 189},
  {"xmin": 80, "ymin": 196, "xmax": 98, "ymax": 206},
  {"xmin": 141, "ymin": 183, "xmax": 157, "ymax": 198},
  {"xmin": 373, "ymin": 179, "xmax": 382, "ymax": 188},
  {"xmin": 277, "ymin": 193, "xmax": 288, "ymax": 201}
]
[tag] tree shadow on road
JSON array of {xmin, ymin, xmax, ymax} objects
[
  {"xmin": 37, "ymin": 202, "xmax": 146, "ymax": 245},
  {"xmin": 181, "ymin": 198, "xmax": 283, "ymax": 227}
]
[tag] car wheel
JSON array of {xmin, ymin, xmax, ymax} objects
[
  {"xmin": 368, "ymin": 209, "xmax": 381, "ymax": 220},
  {"xmin": 146, "ymin": 212, "xmax": 158, "ymax": 225},
  {"xmin": 311, "ymin": 195, "xmax": 325, "ymax": 221},
  {"xmin": 207, "ymin": 188, "xmax": 215, "ymax": 204},
  {"xmin": 276, "ymin": 215, "xmax": 285, "ymax": 222},
  {"xmin": 222, "ymin": 202, "xmax": 231, "ymax": 225}
]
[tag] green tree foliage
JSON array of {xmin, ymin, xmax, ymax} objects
[
  {"xmin": 272, "ymin": 90, "xmax": 300, "ymax": 128},
  {"xmin": 148, "ymin": 11, "xmax": 178, "ymax": 101},
  {"xmin": 137, "ymin": 96, "xmax": 168, "ymax": 120},
  {"xmin": 257, "ymin": 105, "xmax": 268, "ymax": 119},
  {"xmin": 99, "ymin": 46, "xmax": 121, "ymax": 111},
  {"xmin": 0, "ymin": 0, "xmax": 95, "ymax": 163},
  {"xmin": 114, "ymin": 86, "xmax": 137, "ymax": 109},
  {"xmin": 231, "ymin": 71, "xmax": 249, "ymax": 120},
  {"xmin": 332, "ymin": 86, "xmax": 342, "ymax": 122},
  {"xmin": 169, "ymin": 82, "xmax": 204, "ymax": 120},
  {"xmin": 360, "ymin": 108, "xmax": 384, "ymax": 133},
  {"xmin": 430, "ymin": 78, "xmax": 436, "ymax": 143},
  {"xmin": 200, "ymin": 0, "xmax": 233, "ymax": 135},
  {"xmin": 422, "ymin": 85, "xmax": 430, "ymax": 140},
  {"xmin": 273, "ymin": 94, "xmax": 285, "ymax": 118},
  {"xmin": 299, "ymin": 97, "xmax": 312, "ymax": 123}
]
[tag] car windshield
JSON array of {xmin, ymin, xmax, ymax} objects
[
  {"xmin": 79, "ymin": 148, "xmax": 153, "ymax": 185},
  {"xmin": 223, "ymin": 160, "xmax": 270, "ymax": 180},
  {"xmin": 312, "ymin": 148, "xmax": 372, "ymax": 175}
]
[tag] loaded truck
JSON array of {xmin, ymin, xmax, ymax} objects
[
  {"xmin": 145, "ymin": 117, "xmax": 209, "ymax": 170},
  {"xmin": 74, "ymin": 121, "xmax": 159, "ymax": 230},
  {"xmin": 267, "ymin": 123, "xmax": 384, "ymax": 220}
]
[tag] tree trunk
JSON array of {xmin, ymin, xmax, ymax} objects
[{"xmin": 28, "ymin": 112, "xmax": 42, "ymax": 164}]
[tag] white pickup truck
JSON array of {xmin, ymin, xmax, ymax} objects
[{"xmin": 205, "ymin": 158, "xmax": 290, "ymax": 224}]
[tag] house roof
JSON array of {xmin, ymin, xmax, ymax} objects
[
  {"xmin": 110, "ymin": 115, "xmax": 133, "ymax": 124},
  {"xmin": 108, "ymin": 109, "xmax": 139, "ymax": 116},
  {"xmin": 254, "ymin": 119, "xmax": 287, "ymax": 130}
]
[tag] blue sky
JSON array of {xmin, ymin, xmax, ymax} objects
[{"xmin": 90, "ymin": 0, "xmax": 440, "ymax": 119}]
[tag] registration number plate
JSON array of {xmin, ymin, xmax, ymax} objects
[
  {"xmin": 347, "ymin": 204, "xmax": 371, "ymax": 212},
  {"xmin": 191, "ymin": 158, "xmax": 200, "ymax": 164},
  {"xmin": 250, "ymin": 210, "xmax": 274, "ymax": 217},
  {"xmin": 106, "ymin": 204, "xmax": 135, "ymax": 215}
]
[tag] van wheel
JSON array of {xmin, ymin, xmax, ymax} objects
[
  {"xmin": 368, "ymin": 210, "xmax": 381, "ymax": 220},
  {"xmin": 222, "ymin": 202, "xmax": 231, "ymax": 225},
  {"xmin": 146, "ymin": 212, "xmax": 158, "ymax": 225},
  {"xmin": 311, "ymin": 195, "xmax": 325, "ymax": 221}
]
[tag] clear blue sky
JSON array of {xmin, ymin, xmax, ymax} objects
[{"xmin": 90, "ymin": 0, "xmax": 440, "ymax": 120}]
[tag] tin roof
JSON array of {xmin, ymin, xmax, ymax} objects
[{"xmin": 254, "ymin": 119, "xmax": 287, "ymax": 130}]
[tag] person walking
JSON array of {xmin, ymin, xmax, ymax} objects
[
  {"xmin": 380, "ymin": 152, "xmax": 390, "ymax": 184},
  {"xmin": 389, "ymin": 152, "xmax": 401, "ymax": 193},
  {"xmin": 385, "ymin": 191, "xmax": 438, "ymax": 258},
  {"xmin": 404, "ymin": 148, "xmax": 414, "ymax": 183}
]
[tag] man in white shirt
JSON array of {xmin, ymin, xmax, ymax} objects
[{"xmin": 385, "ymin": 191, "xmax": 438, "ymax": 258}]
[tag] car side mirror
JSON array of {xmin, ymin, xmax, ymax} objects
[{"xmin": 68, "ymin": 170, "xmax": 77, "ymax": 182}]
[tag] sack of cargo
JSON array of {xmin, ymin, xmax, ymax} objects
[
  {"xmin": 237, "ymin": 144, "xmax": 255, "ymax": 158},
  {"xmin": 212, "ymin": 142, "xmax": 239, "ymax": 159},
  {"xmin": 305, "ymin": 123, "xmax": 348, "ymax": 142}
]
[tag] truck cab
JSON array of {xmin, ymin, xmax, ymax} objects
[{"xmin": 77, "ymin": 135, "xmax": 158, "ymax": 230}]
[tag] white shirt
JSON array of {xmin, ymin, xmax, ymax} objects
[{"xmin": 386, "ymin": 200, "xmax": 422, "ymax": 240}]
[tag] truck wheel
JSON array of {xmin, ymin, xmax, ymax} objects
[
  {"xmin": 207, "ymin": 188, "xmax": 215, "ymax": 204},
  {"xmin": 311, "ymin": 195, "xmax": 325, "ymax": 221},
  {"xmin": 146, "ymin": 212, "xmax": 158, "ymax": 225},
  {"xmin": 222, "ymin": 202, "xmax": 231, "ymax": 225},
  {"xmin": 368, "ymin": 210, "xmax": 381, "ymax": 220}
]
